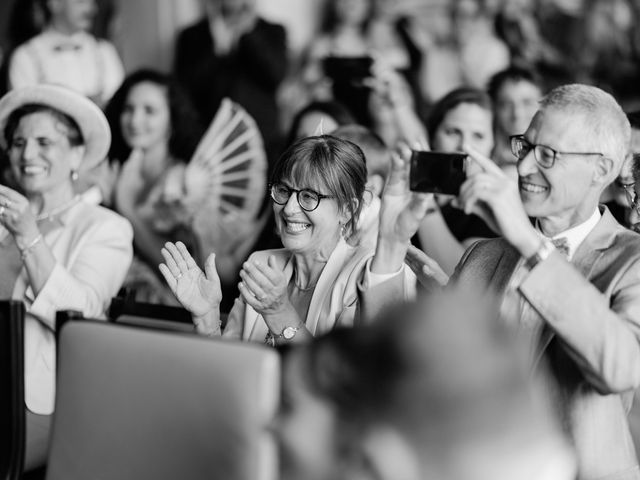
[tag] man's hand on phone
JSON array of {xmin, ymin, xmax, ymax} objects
[{"xmin": 458, "ymin": 144, "xmax": 539, "ymax": 257}]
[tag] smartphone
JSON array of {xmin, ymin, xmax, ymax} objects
[
  {"xmin": 322, "ymin": 56, "xmax": 373, "ymax": 85},
  {"xmin": 409, "ymin": 150, "xmax": 466, "ymax": 195}
]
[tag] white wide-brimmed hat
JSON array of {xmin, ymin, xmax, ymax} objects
[{"xmin": 0, "ymin": 84, "xmax": 111, "ymax": 169}]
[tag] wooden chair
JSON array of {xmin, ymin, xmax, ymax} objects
[
  {"xmin": 0, "ymin": 301, "xmax": 25, "ymax": 480},
  {"xmin": 46, "ymin": 320, "xmax": 279, "ymax": 480}
]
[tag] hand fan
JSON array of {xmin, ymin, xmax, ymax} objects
[{"xmin": 188, "ymin": 98, "xmax": 268, "ymax": 259}]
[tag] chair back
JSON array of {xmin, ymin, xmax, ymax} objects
[
  {"xmin": 46, "ymin": 321, "xmax": 280, "ymax": 480},
  {"xmin": 0, "ymin": 300, "xmax": 25, "ymax": 480}
]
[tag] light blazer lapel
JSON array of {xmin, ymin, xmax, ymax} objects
[
  {"xmin": 304, "ymin": 239, "xmax": 354, "ymax": 334},
  {"xmin": 534, "ymin": 206, "xmax": 620, "ymax": 364}
]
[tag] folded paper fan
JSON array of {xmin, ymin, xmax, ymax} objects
[{"xmin": 190, "ymin": 98, "xmax": 268, "ymax": 258}]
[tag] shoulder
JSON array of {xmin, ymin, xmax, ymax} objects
[{"xmin": 70, "ymin": 202, "xmax": 133, "ymax": 237}]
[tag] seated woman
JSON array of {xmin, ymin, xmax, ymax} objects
[
  {"xmin": 159, "ymin": 135, "xmax": 415, "ymax": 343},
  {"xmin": 0, "ymin": 84, "xmax": 133, "ymax": 470},
  {"xmin": 414, "ymin": 87, "xmax": 498, "ymax": 275},
  {"xmin": 104, "ymin": 69, "xmax": 203, "ymax": 304}
]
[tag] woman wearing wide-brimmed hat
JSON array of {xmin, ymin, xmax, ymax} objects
[{"xmin": 0, "ymin": 84, "xmax": 133, "ymax": 470}]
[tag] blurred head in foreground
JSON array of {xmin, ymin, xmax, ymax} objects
[{"xmin": 275, "ymin": 288, "xmax": 576, "ymax": 480}]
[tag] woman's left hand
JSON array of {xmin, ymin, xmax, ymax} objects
[
  {"xmin": 238, "ymin": 255, "xmax": 291, "ymax": 316},
  {"xmin": 0, "ymin": 185, "xmax": 40, "ymax": 245}
]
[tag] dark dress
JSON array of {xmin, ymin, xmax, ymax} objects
[{"xmin": 173, "ymin": 17, "xmax": 288, "ymax": 163}]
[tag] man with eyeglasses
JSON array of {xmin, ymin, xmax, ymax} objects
[{"xmin": 451, "ymin": 84, "xmax": 640, "ymax": 479}]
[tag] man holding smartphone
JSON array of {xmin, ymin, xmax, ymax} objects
[{"xmin": 369, "ymin": 84, "xmax": 640, "ymax": 479}]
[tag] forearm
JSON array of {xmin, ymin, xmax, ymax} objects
[
  {"xmin": 521, "ymin": 253, "xmax": 640, "ymax": 393},
  {"xmin": 193, "ymin": 308, "xmax": 222, "ymax": 336},
  {"xmin": 20, "ymin": 232, "xmax": 56, "ymax": 295},
  {"xmin": 370, "ymin": 236, "xmax": 411, "ymax": 274}
]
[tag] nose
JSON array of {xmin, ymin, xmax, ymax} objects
[
  {"xmin": 282, "ymin": 191, "xmax": 301, "ymax": 215},
  {"xmin": 516, "ymin": 148, "xmax": 539, "ymax": 177},
  {"xmin": 22, "ymin": 139, "xmax": 39, "ymax": 161}
]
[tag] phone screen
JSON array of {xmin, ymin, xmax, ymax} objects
[{"xmin": 409, "ymin": 150, "xmax": 466, "ymax": 195}]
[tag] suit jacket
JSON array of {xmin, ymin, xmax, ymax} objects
[
  {"xmin": 452, "ymin": 207, "xmax": 640, "ymax": 480},
  {"xmin": 173, "ymin": 18, "xmax": 287, "ymax": 155},
  {"xmin": 223, "ymin": 239, "xmax": 415, "ymax": 342},
  {"xmin": 17, "ymin": 201, "xmax": 133, "ymax": 415}
]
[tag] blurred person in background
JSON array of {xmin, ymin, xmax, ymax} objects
[
  {"xmin": 601, "ymin": 111, "xmax": 640, "ymax": 228},
  {"xmin": 173, "ymin": 0, "xmax": 288, "ymax": 164},
  {"xmin": 0, "ymin": 84, "xmax": 132, "ymax": 470},
  {"xmin": 488, "ymin": 66, "xmax": 543, "ymax": 180},
  {"xmin": 275, "ymin": 289, "xmax": 576, "ymax": 480},
  {"xmin": 494, "ymin": 0, "xmax": 563, "ymax": 72},
  {"xmin": 8, "ymin": 0, "xmax": 124, "ymax": 107},
  {"xmin": 420, "ymin": 0, "xmax": 509, "ymax": 105},
  {"xmin": 104, "ymin": 69, "xmax": 204, "ymax": 304}
]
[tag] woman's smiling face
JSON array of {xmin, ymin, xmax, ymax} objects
[{"xmin": 272, "ymin": 179, "xmax": 346, "ymax": 259}]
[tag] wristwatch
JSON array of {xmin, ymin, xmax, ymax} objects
[
  {"xmin": 280, "ymin": 325, "xmax": 300, "ymax": 341},
  {"xmin": 525, "ymin": 239, "xmax": 555, "ymax": 270}
]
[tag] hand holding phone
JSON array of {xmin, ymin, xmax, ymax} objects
[{"xmin": 409, "ymin": 150, "xmax": 467, "ymax": 195}]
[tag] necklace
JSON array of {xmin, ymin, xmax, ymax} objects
[
  {"xmin": 36, "ymin": 195, "xmax": 81, "ymax": 222},
  {"xmin": 293, "ymin": 272, "xmax": 319, "ymax": 292}
]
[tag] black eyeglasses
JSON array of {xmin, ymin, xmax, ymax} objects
[
  {"xmin": 270, "ymin": 183, "xmax": 334, "ymax": 212},
  {"xmin": 510, "ymin": 135, "xmax": 603, "ymax": 169}
]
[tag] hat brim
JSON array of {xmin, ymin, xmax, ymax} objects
[{"xmin": 0, "ymin": 84, "xmax": 111, "ymax": 171}]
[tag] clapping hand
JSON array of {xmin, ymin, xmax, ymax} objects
[
  {"xmin": 238, "ymin": 255, "xmax": 291, "ymax": 318},
  {"xmin": 159, "ymin": 241, "xmax": 222, "ymax": 318},
  {"xmin": 0, "ymin": 185, "xmax": 39, "ymax": 245}
]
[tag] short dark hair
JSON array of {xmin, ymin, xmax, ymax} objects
[
  {"xmin": 271, "ymin": 135, "xmax": 366, "ymax": 237},
  {"xmin": 104, "ymin": 68, "xmax": 202, "ymax": 163},
  {"xmin": 487, "ymin": 66, "xmax": 543, "ymax": 102},
  {"xmin": 4, "ymin": 104, "xmax": 83, "ymax": 147},
  {"xmin": 426, "ymin": 87, "xmax": 493, "ymax": 142}
]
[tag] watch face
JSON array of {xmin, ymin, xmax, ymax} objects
[{"xmin": 282, "ymin": 326, "xmax": 297, "ymax": 340}]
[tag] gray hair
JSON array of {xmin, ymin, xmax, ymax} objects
[{"xmin": 540, "ymin": 84, "xmax": 630, "ymax": 172}]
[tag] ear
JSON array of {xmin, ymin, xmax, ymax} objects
[
  {"xmin": 69, "ymin": 145, "xmax": 86, "ymax": 171},
  {"xmin": 339, "ymin": 198, "xmax": 359, "ymax": 228},
  {"xmin": 592, "ymin": 155, "xmax": 617, "ymax": 186},
  {"xmin": 367, "ymin": 175, "xmax": 385, "ymax": 198}
]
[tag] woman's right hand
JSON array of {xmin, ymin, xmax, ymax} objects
[{"xmin": 159, "ymin": 241, "xmax": 222, "ymax": 317}]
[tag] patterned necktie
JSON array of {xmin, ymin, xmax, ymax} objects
[{"xmin": 551, "ymin": 237, "xmax": 570, "ymax": 258}]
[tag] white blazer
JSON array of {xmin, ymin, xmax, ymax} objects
[{"xmin": 13, "ymin": 201, "xmax": 133, "ymax": 414}]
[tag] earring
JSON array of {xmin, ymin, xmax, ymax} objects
[
  {"xmin": 340, "ymin": 223, "xmax": 346, "ymax": 237},
  {"xmin": 71, "ymin": 170, "xmax": 79, "ymax": 181}
]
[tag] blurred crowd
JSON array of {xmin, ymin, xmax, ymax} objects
[{"xmin": 4, "ymin": 0, "xmax": 640, "ymax": 479}]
